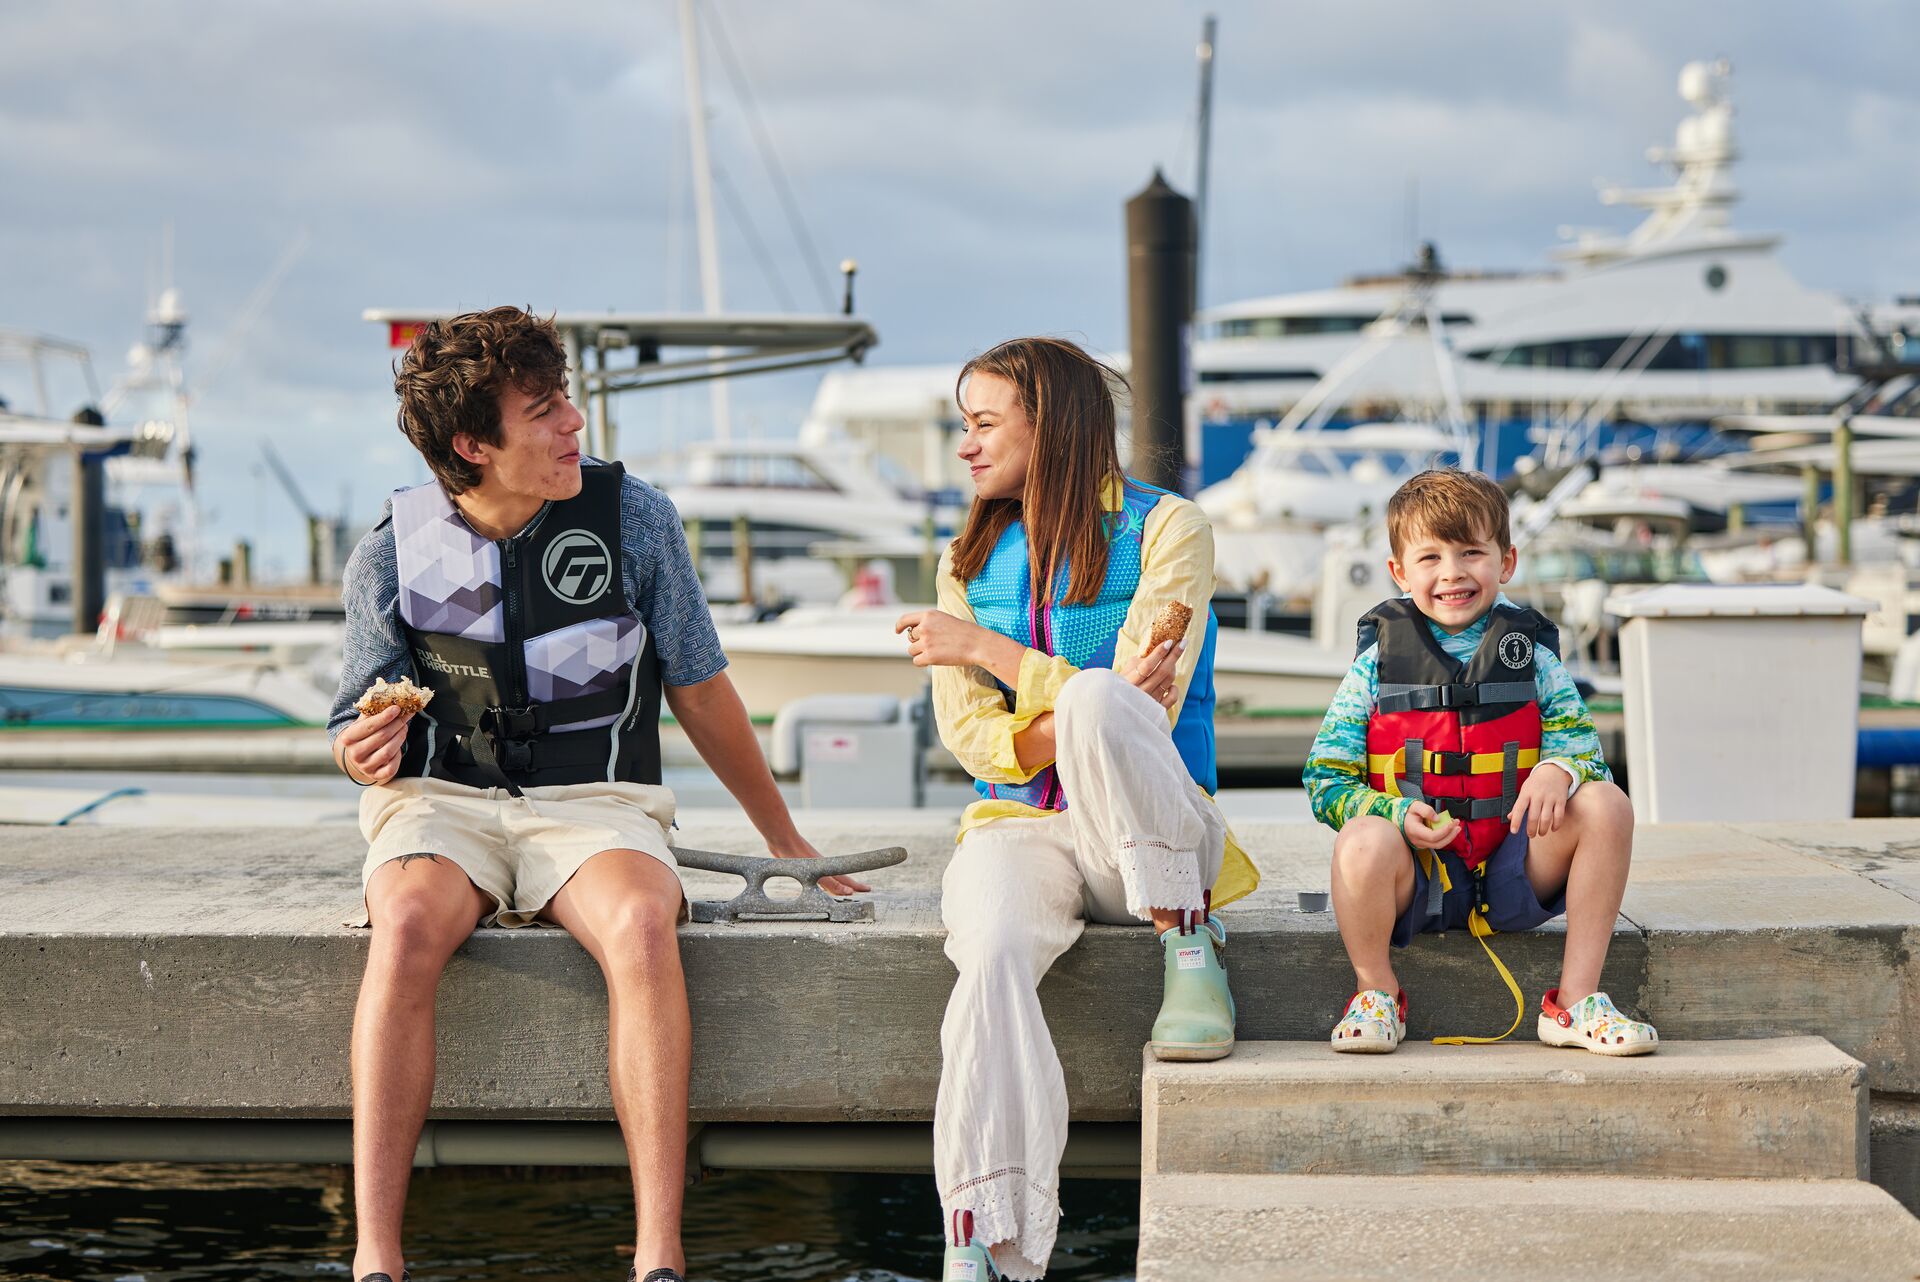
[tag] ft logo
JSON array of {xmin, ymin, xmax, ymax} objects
[{"xmin": 543, "ymin": 530, "xmax": 612, "ymax": 604}]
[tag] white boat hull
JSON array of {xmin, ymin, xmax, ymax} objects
[{"xmin": 715, "ymin": 608, "xmax": 1349, "ymax": 720}]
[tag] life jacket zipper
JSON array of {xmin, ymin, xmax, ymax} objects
[{"xmin": 500, "ymin": 538, "xmax": 528, "ymax": 707}]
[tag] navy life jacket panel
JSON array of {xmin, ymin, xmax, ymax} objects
[
  {"xmin": 1356, "ymin": 598, "xmax": 1559, "ymax": 728},
  {"xmin": 390, "ymin": 462, "xmax": 662, "ymax": 792}
]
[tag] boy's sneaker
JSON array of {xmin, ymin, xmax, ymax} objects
[
  {"xmin": 941, "ymin": 1210, "xmax": 1004, "ymax": 1281},
  {"xmin": 1330, "ymin": 988, "xmax": 1406, "ymax": 1053},
  {"xmin": 1148, "ymin": 913, "xmax": 1235, "ymax": 1061},
  {"xmin": 1538, "ymin": 989, "xmax": 1658, "ymax": 1056}
]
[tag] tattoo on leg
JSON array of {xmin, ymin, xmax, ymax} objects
[{"xmin": 396, "ymin": 852, "xmax": 441, "ymax": 869}]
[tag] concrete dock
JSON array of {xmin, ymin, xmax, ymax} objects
[{"xmin": 4, "ymin": 814, "xmax": 1920, "ymax": 1269}]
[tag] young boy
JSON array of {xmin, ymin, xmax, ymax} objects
[{"xmin": 1304, "ymin": 467, "xmax": 1656, "ymax": 1055}]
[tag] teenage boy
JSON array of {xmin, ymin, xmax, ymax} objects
[
  {"xmin": 1303, "ymin": 467, "xmax": 1656, "ymax": 1054},
  {"xmin": 329, "ymin": 306, "xmax": 865, "ymax": 1282}
]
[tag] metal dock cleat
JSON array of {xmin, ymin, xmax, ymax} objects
[{"xmin": 673, "ymin": 845, "xmax": 907, "ymax": 923}]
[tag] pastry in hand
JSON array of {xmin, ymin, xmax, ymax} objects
[
  {"xmin": 1147, "ymin": 600, "xmax": 1193, "ymax": 651},
  {"xmin": 354, "ymin": 675, "xmax": 433, "ymax": 717}
]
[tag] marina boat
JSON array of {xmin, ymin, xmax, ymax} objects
[
  {"xmin": 1198, "ymin": 421, "xmax": 1469, "ymax": 600},
  {"xmin": 713, "ymin": 605, "xmax": 1351, "ymax": 722},
  {"xmin": 1188, "ymin": 60, "xmax": 1920, "ymax": 487},
  {"xmin": 648, "ymin": 436, "xmax": 959, "ymax": 605},
  {"xmin": 0, "ymin": 327, "xmax": 193, "ymax": 640},
  {"xmin": 0, "ymin": 649, "xmax": 332, "ymax": 729}
]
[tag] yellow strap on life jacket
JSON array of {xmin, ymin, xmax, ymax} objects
[
  {"xmin": 1414, "ymin": 849, "xmax": 1525, "ymax": 1046},
  {"xmin": 1369, "ymin": 746, "xmax": 1542, "ymax": 794}
]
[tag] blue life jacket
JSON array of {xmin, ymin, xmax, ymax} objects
[{"xmin": 963, "ymin": 477, "xmax": 1217, "ymax": 809}]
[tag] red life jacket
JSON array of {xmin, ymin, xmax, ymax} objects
[{"xmin": 1360, "ymin": 598, "xmax": 1556, "ymax": 869}]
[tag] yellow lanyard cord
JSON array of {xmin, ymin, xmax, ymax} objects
[
  {"xmin": 1433, "ymin": 908, "xmax": 1525, "ymax": 1045},
  {"xmin": 1416, "ymin": 849, "xmax": 1526, "ymax": 1046}
]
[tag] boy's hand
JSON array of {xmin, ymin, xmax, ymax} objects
[
  {"xmin": 768, "ymin": 832, "xmax": 870, "ymax": 897},
  {"xmin": 1509, "ymin": 763, "xmax": 1574, "ymax": 837},
  {"xmin": 1402, "ymin": 801, "xmax": 1458, "ymax": 850},
  {"xmin": 338, "ymin": 704, "xmax": 413, "ymax": 786}
]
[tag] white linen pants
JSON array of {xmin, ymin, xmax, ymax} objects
[{"xmin": 934, "ymin": 668, "xmax": 1227, "ymax": 1280}]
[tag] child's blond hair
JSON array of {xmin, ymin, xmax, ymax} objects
[{"xmin": 1385, "ymin": 468, "xmax": 1511, "ymax": 560}]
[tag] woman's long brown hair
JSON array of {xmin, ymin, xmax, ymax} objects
[{"xmin": 948, "ymin": 337, "xmax": 1126, "ymax": 607}]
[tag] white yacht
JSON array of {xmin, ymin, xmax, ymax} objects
[
  {"xmin": 0, "ymin": 325, "xmax": 192, "ymax": 639},
  {"xmin": 654, "ymin": 436, "xmax": 960, "ymax": 605},
  {"xmin": 1190, "ymin": 60, "xmax": 1920, "ymax": 486}
]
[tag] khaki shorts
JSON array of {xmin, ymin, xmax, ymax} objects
[{"xmin": 357, "ymin": 777, "xmax": 679, "ymax": 928}]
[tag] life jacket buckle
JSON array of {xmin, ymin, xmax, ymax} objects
[
  {"xmin": 488, "ymin": 705, "xmax": 540, "ymax": 738},
  {"xmin": 498, "ymin": 739, "xmax": 535, "ymax": 772}
]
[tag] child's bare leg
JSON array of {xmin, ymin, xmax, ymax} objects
[
  {"xmin": 1330, "ymin": 816, "xmax": 1416, "ymax": 994},
  {"xmin": 1522, "ymin": 781, "xmax": 1635, "ymax": 1002}
]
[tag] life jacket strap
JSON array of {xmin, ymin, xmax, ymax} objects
[
  {"xmin": 1433, "ymin": 906, "xmax": 1525, "ymax": 1046},
  {"xmin": 452, "ymin": 721, "xmax": 623, "ymax": 796},
  {"xmin": 1377, "ymin": 680, "xmax": 1535, "ymax": 713},
  {"xmin": 433, "ymin": 686, "xmax": 634, "ymax": 737},
  {"xmin": 1413, "ymin": 855, "xmax": 1523, "ymax": 1047},
  {"xmin": 1369, "ymin": 745, "xmax": 1542, "ymax": 782}
]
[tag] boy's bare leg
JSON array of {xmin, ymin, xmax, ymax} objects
[
  {"xmin": 542, "ymin": 850, "xmax": 690, "ymax": 1276},
  {"xmin": 1522, "ymin": 780, "xmax": 1636, "ymax": 1002},
  {"xmin": 1330, "ymin": 816, "xmax": 1417, "ymax": 994},
  {"xmin": 351, "ymin": 854, "xmax": 490, "ymax": 1281}
]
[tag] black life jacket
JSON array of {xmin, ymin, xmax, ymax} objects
[{"xmin": 389, "ymin": 462, "xmax": 662, "ymax": 793}]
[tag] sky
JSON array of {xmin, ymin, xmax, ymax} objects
[{"xmin": 4, "ymin": 0, "xmax": 1918, "ymax": 580}]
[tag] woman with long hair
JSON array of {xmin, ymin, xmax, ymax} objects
[{"xmin": 895, "ymin": 336, "xmax": 1259, "ymax": 1280}]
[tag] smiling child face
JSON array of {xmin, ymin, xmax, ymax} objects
[{"xmin": 1387, "ymin": 523, "xmax": 1518, "ymax": 633}]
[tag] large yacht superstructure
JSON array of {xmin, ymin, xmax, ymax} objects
[{"xmin": 1190, "ymin": 60, "xmax": 1920, "ymax": 487}]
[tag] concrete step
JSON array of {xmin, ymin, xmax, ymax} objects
[
  {"xmin": 1143, "ymin": 1038, "xmax": 1867, "ymax": 1181},
  {"xmin": 1135, "ymin": 1173, "xmax": 1920, "ymax": 1282}
]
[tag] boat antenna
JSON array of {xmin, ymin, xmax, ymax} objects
[{"xmin": 1193, "ymin": 14, "xmax": 1217, "ymax": 309}]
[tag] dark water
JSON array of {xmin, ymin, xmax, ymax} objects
[{"xmin": 0, "ymin": 1164, "xmax": 1139, "ymax": 1281}]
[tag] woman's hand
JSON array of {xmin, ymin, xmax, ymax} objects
[
  {"xmin": 895, "ymin": 608, "xmax": 987, "ymax": 669},
  {"xmin": 1402, "ymin": 801, "xmax": 1460, "ymax": 851},
  {"xmin": 1121, "ymin": 639, "xmax": 1183, "ymax": 710},
  {"xmin": 338, "ymin": 705, "xmax": 413, "ymax": 786}
]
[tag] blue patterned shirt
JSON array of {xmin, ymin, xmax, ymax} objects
[
  {"xmin": 1304, "ymin": 594, "xmax": 1610, "ymax": 831},
  {"xmin": 327, "ymin": 465, "xmax": 725, "ymax": 742}
]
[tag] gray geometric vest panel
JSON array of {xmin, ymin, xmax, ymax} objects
[{"xmin": 390, "ymin": 462, "xmax": 662, "ymax": 792}]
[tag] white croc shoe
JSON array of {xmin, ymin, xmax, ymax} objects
[
  {"xmin": 1331, "ymin": 987, "xmax": 1406, "ymax": 1053},
  {"xmin": 1538, "ymin": 989, "xmax": 1659, "ymax": 1056}
]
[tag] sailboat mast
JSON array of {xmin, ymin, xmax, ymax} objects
[
  {"xmin": 677, "ymin": 0, "xmax": 732, "ymax": 442},
  {"xmin": 1193, "ymin": 14, "xmax": 1216, "ymax": 309}
]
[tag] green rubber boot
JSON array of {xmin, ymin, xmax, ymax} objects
[
  {"xmin": 941, "ymin": 1210, "xmax": 1003, "ymax": 1281},
  {"xmin": 1148, "ymin": 913, "xmax": 1235, "ymax": 1061}
]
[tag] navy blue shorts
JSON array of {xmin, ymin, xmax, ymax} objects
[{"xmin": 1391, "ymin": 827, "xmax": 1564, "ymax": 948}]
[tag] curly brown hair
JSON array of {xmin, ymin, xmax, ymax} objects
[{"xmin": 393, "ymin": 306, "xmax": 570, "ymax": 494}]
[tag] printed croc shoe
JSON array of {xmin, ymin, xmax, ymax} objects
[
  {"xmin": 1330, "ymin": 987, "xmax": 1406, "ymax": 1053},
  {"xmin": 1538, "ymin": 989, "xmax": 1659, "ymax": 1056}
]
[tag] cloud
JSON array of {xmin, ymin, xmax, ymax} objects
[{"xmin": 3, "ymin": 0, "xmax": 1916, "ymax": 575}]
